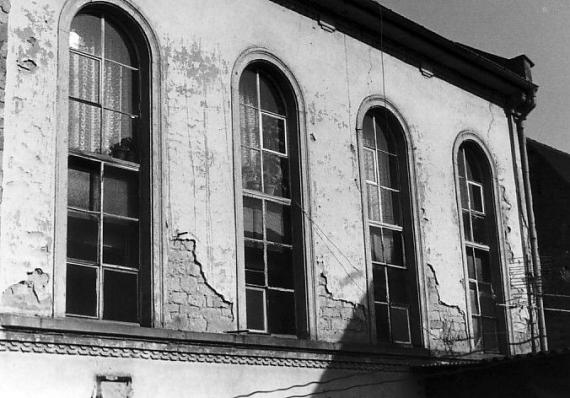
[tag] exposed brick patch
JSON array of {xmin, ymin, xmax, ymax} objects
[
  {"xmin": 426, "ymin": 264, "xmax": 470, "ymax": 353},
  {"xmin": 164, "ymin": 237, "xmax": 233, "ymax": 333},
  {"xmin": 317, "ymin": 273, "xmax": 368, "ymax": 343}
]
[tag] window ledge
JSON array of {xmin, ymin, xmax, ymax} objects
[{"xmin": 0, "ymin": 314, "xmax": 430, "ymax": 360}]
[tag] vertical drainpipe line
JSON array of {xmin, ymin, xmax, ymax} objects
[{"xmin": 515, "ymin": 113, "xmax": 548, "ymax": 352}]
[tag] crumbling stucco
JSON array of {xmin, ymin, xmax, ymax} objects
[{"xmin": 1, "ymin": 267, "xmax": 51, "ymax": 312}]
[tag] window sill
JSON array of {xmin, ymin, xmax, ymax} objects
[{"xmin": 0, "ymin": 314, "xmax": 430, "ymax": 359}]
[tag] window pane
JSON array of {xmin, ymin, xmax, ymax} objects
[
  {"xmin": 458, "ymin": 149, "xmax": 466, "ymax": 178},
  {"xmin": 241, "ymin": 147, "xmax": 261, "ymax": 191},
  {"xmin": 103, "ymin": 166, "xmax": 139, "ymax": 218},
  {"xmin": 375, "ymin": 120, "xmax": 397, "ymax": 155},
  {"xmin": 370, "ymin": 226, "xmax": 383, "ymax": 263},
  {"xmin": 373, "ymin": 265, "xmax": 387, "ymax": 302},
  {"xmin": 259, "ymin": 73, "xmax": 285, "ymax": 115},
  {"xmin": 104, "ymin": 61, "xmax": 137, "ymax": 114},
  {"xmin": 103, "ymin": 216, "xmax": 139, "ymax": 267},
  {"xmin": 245, "ymin": 240, "xmax": 265, "ymax": 286},
  {"xmin": 482, "ymin": 318, "xmax": 499, "ymax": 351},
  {"xmin": 382, "ymin": 229, "xmax": 404, "ymax": 267},
  {"xmin": 268, "ymin": 289, "xmax": 296, "ymax": 334},
  {"xmin": 262, "ymin": 115, "xmax": 286, "ymax": 153},
  {"xmin": 380, "ymin": 188, "xmax": 401, "ymax": 225},
  {"xmin": 475, "ymin": 249, "xmax": 491, "ymax": 282},
  {"xmin": 69, "ymin": 53, "xmax": 100, "ymax": 103},
  {"xmin": 70, "ymin": 13, "xmax": 101, "ymax": 55},
  {"xmin": 243, "ymin": 196, "xmax": 263, "ymax": 240},
  {"xmin": 387, "ymin": 267, "xmax": 408, "ymax": 305},
  {"xmin": 240, "ymin": 104, "xmax": 260, "ymax": 148},
  {"xmin": 390, "ymin": 306, "xmax": 411, "ymax": 343},
  {"xmin": 367, "ymin": 184, "xmax": 380, "ymax": 222},
  {"xmin": 246, "ymin": 288, "xmax": 265, "ymax": 331},
  {"xmin": 479, "ymin": 283, "xmax": 495, "ymax": 316},
  {"xmin": 103, "ymin": 110, "xmax": 137, "ymax": 161},
  {"xmin": 104, "ymin": 20, "xmax": 137, "ymax": 67},
  {"xmin": 66, "ymin": 263, "xmax": 97, "ymax": 316},
  {"xmin": 245, "ymin": 270, "xmax": 265, "ymax": 286},
  {"xmin": 375, "ymin": 303, "xmax": 389, "ymax": 342},
  {"xmin": 239, "ymin": 69, "xmax": 257, "ymax": 107},
  {"xmin": 459, "ymin": 176, "xmax": 469, "ymax": 210},
  {"xmin": 472, "ymin": 316, "xmax": 482, "ymax": 346},
  {"xmin": 472, "ymin": 214, "xmax": 488, "ymax": 245},
  {"xmin": 463, "ymin": 211, "xmax": 472, "ymax": 242},
  {"xmin": 103, "ymin": 269, "xmax": 138, "ymax": 322},
  {"xmin": 363, "ymin": 148, "xmax": 376, "ymax": 182},
  {"xmin": 378, "ymin": 151, "xmax": 399, "ymax": 189},
  {"xmin": 265, "ymin": 201, "xmax": 291, "ymax": 244},
  {"xmin": 362, "ymin": 113, "xmax": 375, "ymax": 149},
  {"xmin": 263, "ymin": 153, "xmax": 289, "ymax": 198},
  {"xmin": 67, "ymin": 210, "xmax": 98, "ymax": 262},
  {"xmin": 469, "ymin": 182, "xmax": 484, "ymax": 213},
  {"xmin": 469, "ymin": 281, "xmax": 479, "ymax": 315},
  {"xmin": 68, "ymin": 100, "xmax": 101, "ymax": 153},
  {"xmin": 267, "ymin": 245, "xmax": 293, "ymax": 289},
  {"xmin": 68, "ymin": 156, "xmax": 100, "ymax": 211},
  {"xmin": 466, "ymin": 247, "xmax": 475, "ymax": 279}
]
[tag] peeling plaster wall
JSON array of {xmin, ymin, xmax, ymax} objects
[{"xmin": 0, "ymin": 0, "xmax": 533, "ymax": 353}]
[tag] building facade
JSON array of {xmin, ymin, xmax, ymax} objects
[{"xmin": 0, "ymin": 0, "xmax": 540, "ymax": 396}]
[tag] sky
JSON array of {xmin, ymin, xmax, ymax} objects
[{"xmin": 378, "ymin": 0, "xmax": 570, "ymax": 152}]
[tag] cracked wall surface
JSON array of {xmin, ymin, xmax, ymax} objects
[{"xmin": 0, "ymin": 0, "xmax": 534, "ymax": 354}]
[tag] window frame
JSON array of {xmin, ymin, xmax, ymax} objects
[
  {"xmin": 231, "ymin": 48, "xmax": 315, "ymax": 338},
  {"xmin": 453, "ymin": 132, "xmax": 513, "ymax": 354},
  {"xmin": 356, "ymin": 97, "xmax": 426, "ymax": 346},
  {"xmin": 54, "ymin": 0, "xmax": 164, "ymax": 326}
]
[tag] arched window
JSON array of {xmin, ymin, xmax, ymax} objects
[
  {"xmin": 457, "ymin": 141, "xmax": 506, "ymax": 352},
  {"xmin": 359, "ymin": 107, "xmax": 421, "ymax": 345},
  {"xmin": 237, "ymin": 63, "xmax": 305, "ymax": 335},
  {"xmin": 65, "ymin": 7, "xmax": 151, "ymax": 324}
]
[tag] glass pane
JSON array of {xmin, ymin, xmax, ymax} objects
[
  {"xmin": 103, "ymin": 216, "xmax": 139, "ymax": 267},
  {"xmin": 262, "ymin": 115, "xmax": 286, "ymax": 153},
  {"xmin": 479, "ymin": 283, "xmax": 495, "ymax": 316},
  {"xmin": 267, "ymin": 245, "xmax": 293, "ymax": 289},
  {"xmin": 373, "ymin": 265, "xmax": 387, "ymax": 302},
  {"xmin": 105, "ymin": 20, "xmax": 136, "ymax": 66},
  {"xmin": 104, "ymin": 61, "xmax": 137, "ymax": 114},
  {"xmin": 68, "ymin": 100, "xmax": 101, "ymax": 153},
  {"xmin": 370, "ymin": 226, "xmax": 383, "ymax": 263},
  {"xmin": 381, "ymin": 188, "xmax": 401, "ymax": 225},
  {"xmin": 466, "ymin": 247, "xmax": 475, "ymax": 279},
  {"xmin": 243, "ymin": 196, "xmax": 263, "ymax": 240},
  {"xmin": 70, "ymin": 13, "xmax": 101, "ymax": 55},
  {"xmin": 259, "ymin": 73, "xmax": 285, "ymax": 115},
  {"xmin": 472, "ymin": 214, "xmax": 488, "ymax": 245},
  {"xmin": 66, "ymin": 263, "xmax": 97, "ymax": 316},
  {"xmin": 375, "ymin": 117, "xmax": 397, "ymax": 155},
  {"xmin": 239, "ymin": 69, "xmax": 257, "ymax": 107},
  {"xmin": 268, "ymin": 289, "xmax": 296, "ymax": 334},
  {"xmin": 458, "ymin": 150, "xmax": 466, "ymax": 177},
  {"xmin": 246, "ymin": 288, "xmax": 265, "ymax": 331},
  {"xmin": 475, "ymin": 249, "xmax": 491, "ymax": 282},
  {"xmin": 240, "ymin": 104, "xmax": 260, "ymax": 148},
  {"xmin": 67, "ymin": 210, "xmax": 98, "ymax": 262},
  {"xmin": 459, "ymin": 176, "xmax": 469, "ymax": 210},
  {"xmin": 383, "ymin": 229, "xmax": 404, "ymax": 267},
  {"xmin": 241, "ymin": 147, "xmax": 262, "ymax": 191},
  {"xmin": 68, "ymin": 156, "xmax": 100, "ymax": 211},
  {"xmin": 103, "ymin": 166, "xmax": 139, "ymax": 218},
  {"xmin": 69, "ymin": 53, "xmax": 99, "ymax": 103},
  {"xmin": 103, "ymin": 269, "xmax": 138, "ymax": 322},
  {"xmin": 362, "ymin": 113, "xmax": 375, "ymax": 149},
  {"xmin": 465, "ymin": 148, "xmax": 483, "ymax": 183},
  {"xmin": 263, "ymin": 153, "xmax": 289, "ymax": 198},
  {"xmin": 469, "ymin": 281, "xmax": 479, "ymax": 315},
  {"xmin": 390, "ymin": 306, "xmax": 411, "ymax": 343},
  {"xmin": 367, "ymin": 184, "xmax": 380, "ymax": 222},
  {"xmin": 265, "ymin": 201, "xmax": 291, "ymax": 244},
  {"xmin": 482, "ymin": 318, "xmax": 499, "ymax": 351},
  {"xmin": 378, "ymin": 151, "xmax": 399, "ymax": 189},
  {"xmin": 375, "ymin": 303, "xmax": 389, "ymax": 342},
  {"xmin": 244, "ymin": 240, "xmax": 264, "ymax": 271},
  {"xmin": 469, "ymin": 182, "xmax": 484, "ymax": 212},
  {"xmin": 388, "ymin": 267, "xmax": 408, "ymax": 304},
  {"xmin": 363, "ymin": 148, "xmax": 376, "ymax": 182},
  {"xmin": 103, "ymin": 110, "xmax": 137, "ymax": 161},
  {"xmin": 472, "ymin": 316, "xmax": 482, "ymax": 346},
  {"xmin": 463, "ymin": 212, "xmax": 472, "ymax": 241},
  {"xmin": 245, "ymin": 270, "xmax": 265, "ymax": 286}
]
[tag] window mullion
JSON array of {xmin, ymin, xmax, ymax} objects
[{"xmin": 98, "ymin": 161, "xmax": 104, "ymax": 319}]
